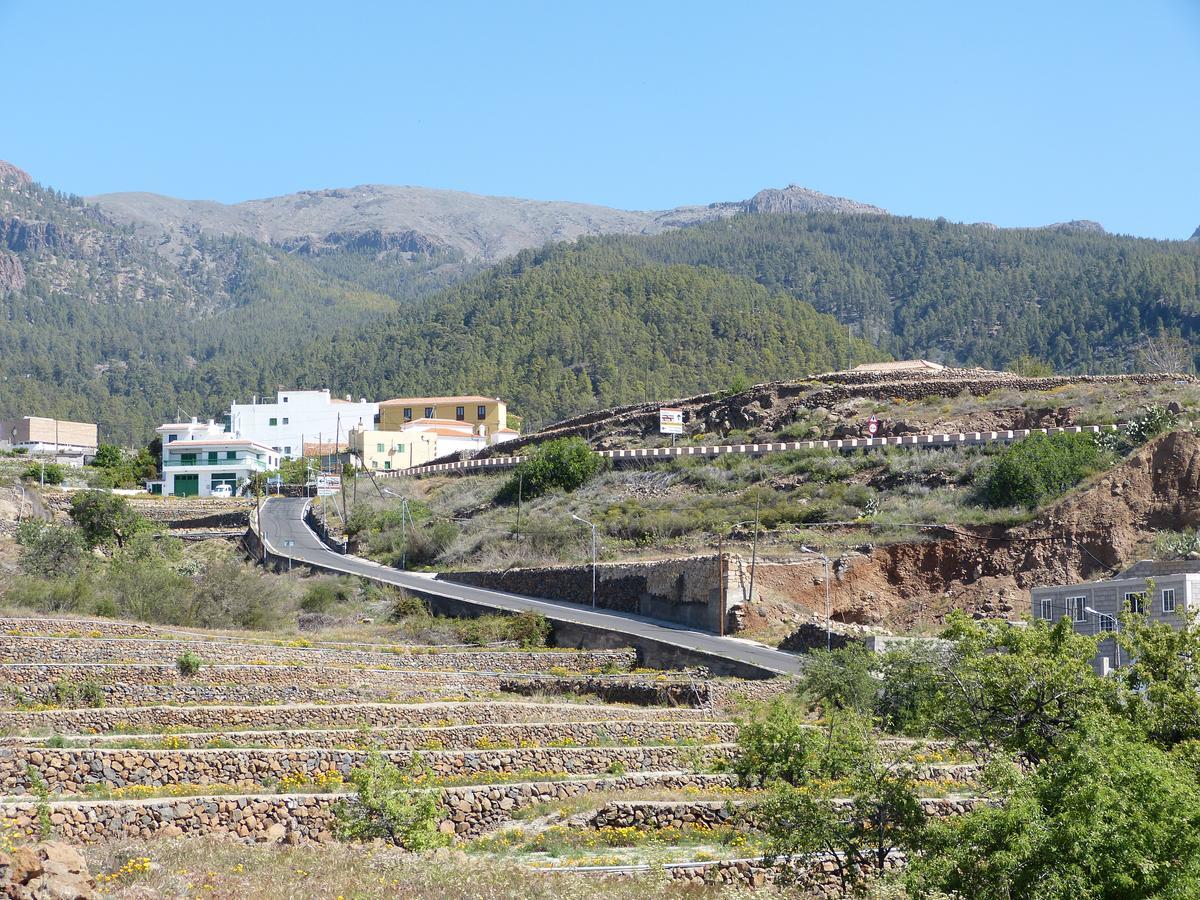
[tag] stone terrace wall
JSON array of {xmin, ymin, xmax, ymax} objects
[
  {"xmin": 502, "ymin": 674, "xmax": 796, "ymax": 710},
  {"xmin": 7, "ymin": 719, "xmax": 738, "ymax": 751},
  {"xmin": 0, "ymin": 773, "xmax": 736, "ymax": 843},
  {"xmin": 0, "ymin": 701, "xmax": 711, "ymax": 736},
  {"xmin": 441, "ymin": 556, "xmax": 725, "ymax": 632},
  {"xmin": 590, "ymin": 795, "xmax": 986, "ymax": 830},
  {"xmin": 41, "ymin": 495, "xmax": 255, "ymax": 530},
  {"xmin": 0, "ymin": 744, "xmax": 732, "ymax": 794},
  {"xmin": 0, "ymin": 637, "xmax": 635, "ymax": 674},
  {"xmin": 2, "ymin": 679, "xmax": 497, "ymax": 709},
  {"xmin": 0, "ymin": 618, "xmax": 168, "ymax": 639}
]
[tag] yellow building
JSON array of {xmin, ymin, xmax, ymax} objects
[
  {"xmin": 379, "ymin": 395, "xmax": 508, "ymax": 435},
  {"xmin": 348, "ymin": 428, "xmax": 438, "ymax": 471}
]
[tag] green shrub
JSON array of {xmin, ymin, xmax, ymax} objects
[
  {"xmin": 21, "ymin": 462, "xmax": 65, "ymax": 485},
  {"xmin": 389, "ymin": 591, "xmax": 430, "ymax": 619},
  {"xmin": 497, "ymin": 437, "xmax": 603, "ymax": 503},
  {"xmin": 983, "ymin": 432, "xmax": 1107, "ymax": 508},
  {"xmin": 506, "ymin": 610, "xmax": 551, "ymax": 648},
  {"xmin": 14, "ymin": 521, "xmax": 87, "ymax": 578},
  {"xmin": 176, "ymin": 651, "xmax": 202, "ymax": 677},
  {"xmin": 1127, "ymin": 404, "xmax": 1178, "ymax": 445},
  {"xmin": 301, "ymin": 579, "xmax": 355, "ymax": 613},
  {"xmin": 334, "ymin": 751, "xmax": 448, "ymax": 849}
]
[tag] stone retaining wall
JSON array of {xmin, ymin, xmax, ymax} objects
[
  {"xmin": 0, "ymin": 637, "xmax": 634, "ymax": 674},
  {"xmin": 0, "ymin": 772, "xmax": 736, "ymax": 842},
  {"xmin": 501, "ymin": 674, "xmax": 795, "ymax": 710},
  {"xmin": 589, "ymin": 794, "xmax": 986, "ymax": 830},
  {"xmin": 0, "ymin": 618, "xmax": 168, "ymax": 639},
  {"xmin": 0, "ymin": 701, "xmax": 709, "ymax": 736},
  {"xmin": 0, "ymin": 744, "xmax": 732, "ymax": 794},
  {"xmin": 441, "ymin": 556, "xmax": 726, "ymax": 632},
  {"xmin": 3, "ymin": 681, "xmax": 495, "ymax": 709},
  {"xmin": 8, "ymin": 719, "xmax": 737, "ymax": 751}
]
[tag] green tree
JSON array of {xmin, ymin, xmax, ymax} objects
[
  {"xmin": 757, "ymin": 714, "xmax": 926, "ymax": 896},
  {"xmin": 928, "ymin": 613, "xmax": 1111, "ymax": 763},
  {"xmin": 90, "ymin": 443, "xmax": 124, "ymax": 469},
  {"xmin": 497, "ymin": 436, "xmax": 603, "ymax": 502},
  {"xmin": 984, "ymin": 432, "xmax": 1108, "ymax": 508},
  {"xmin": 69, "ymin": 490, "xmax": 148, "ymax": 549},
  {"xmin": 14, "ymin": 521, "xmax": 88, "ymax": 578},
  {"xmin": 908, "ymin": 713, "xmax": 1200, "ymax": 900},
  {"xmin": 334, "ymin": 752, "xmax": 448, "ymax": 850}
]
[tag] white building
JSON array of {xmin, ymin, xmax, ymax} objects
[
  {"xmin": 151, "ymin": 419, "xmax": 279, "ymax": 497},
  {"xmin": 227, "ymin": 390, "xmax": 378, "ymax": 460}
]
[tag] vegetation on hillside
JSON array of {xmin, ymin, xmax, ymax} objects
[{"xmin": 736, "ymin": 612, "xmax": 1200, "ymax": 897}]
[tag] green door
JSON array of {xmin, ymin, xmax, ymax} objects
[{"xmin": 174, "ymin": 474, "xmax": 199, "ymax": 497}]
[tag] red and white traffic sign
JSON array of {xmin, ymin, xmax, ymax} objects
[{"xmin": 867, "ymin": 415, "xmax": 879, "ymax": 436}]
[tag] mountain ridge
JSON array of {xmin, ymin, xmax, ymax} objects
[{"xmin": 86, "ymin": 181, "xmax": 885, "ymax": 264}]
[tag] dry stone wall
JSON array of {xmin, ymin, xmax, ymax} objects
[
  {"xmin": 6, "ymin": 719, "xmax": 737, "ymax": 751},
  {"xmin": 0, "ymin": 701, "xmax": 710, "ymax": 736},
  {"xmin": 0, "ymin": 637, "xmax": 634, "ymax": 673},
  {"xmin": 0, "ymin": 744, "xmax": 733, "ymax": 794},
  {"xmin": 502, "ymin": 673, "xmax": 796, "ymax": 710},
  {"xmin": 0, "ymin": 773, "xmax": 736, "ymax": 843},
  {"xmin": 590, "ymin": 795, "xmax": 986, "ymax": 831},
  {"xmin": 441, "ymin": 556, "xmax": 725, "ymax": 632}
]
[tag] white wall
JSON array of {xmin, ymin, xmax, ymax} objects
[{"xmin": 227, "ymin": 390, "xmax": 378, "ymax": 459}]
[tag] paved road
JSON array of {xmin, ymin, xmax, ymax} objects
[{"xmin": 258, "ymin": 497, "xmax": 802, "ymax": 676}]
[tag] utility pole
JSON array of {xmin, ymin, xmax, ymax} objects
[
  {"xmin": 748, "ymin": 497, "xmax": 760, "ymax": 606},
  {"xmin": 514, "ymin": 473, "xmax": 523, "ymax": 540},
  {"xmin": 400, "ymin": 498, "xmax": 410, "ymax": 570},
  {"xmin": 570, "ymin": 513, "xmax": 597, "ymax": 608}
]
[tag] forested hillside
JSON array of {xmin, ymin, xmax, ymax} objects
[
  {"xmin": 5, "ymin": 158, "xmax": 1200, "ymax": 442},
  {"xmin": 290, "ymin": 246, "xmax": 882, "ymax": 428},
  {"xmin": 626, "ymin": 213, "xmax": 1200, "ymax": 371},
  {"xmin": 0, "ymin": 168, "xmax": 402, "ymax": 442}
]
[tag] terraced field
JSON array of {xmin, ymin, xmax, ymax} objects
[{"xmin": 0, "ymin": 616, "xmax": 984, "ymax": 895}]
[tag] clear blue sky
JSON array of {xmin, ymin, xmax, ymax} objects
[{"xmin": 2, "ymin": 0, "xmax": 1198, "ymax": 239}]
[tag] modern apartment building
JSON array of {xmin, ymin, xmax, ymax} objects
[
  {"xmin": 1030, "ymin": 560, "xmax": 1200, "ymax": 673},
  {"xmin": 152, "ymin": 419, "xmax": 279, "ymax": 497},
  {"xmin": 0, "ymin": 416, "xmax": 98, "ymax": 455},
  {"xmin": 227, "ymin": 390, "xmax": 378, "ymax": 460}
]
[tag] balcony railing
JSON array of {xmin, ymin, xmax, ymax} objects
[{"xmin": 164, "ymin": 458, "xmax": 267, "ymax": 468}]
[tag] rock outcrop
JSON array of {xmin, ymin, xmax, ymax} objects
[
  {"xmin": 0, "ymin": 251, "xmax": 25, "ymax": 293},
  {"xmin": 0, "ymin": 161, "xmax": 32, "ymax": 187},
  {"xmin": 0, "ymin": 841, "xmax": 96, "ymax": 899},
  {"xmin": 742, "ymin": 184, "xmax": 887, "ymax": 216}
]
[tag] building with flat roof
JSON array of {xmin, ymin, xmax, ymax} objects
[
  {"xmin": 153, "ymin": 419, "xmax": 279, "ymax": 497},
  {"xmin": 1030, "ymin": 560, "xmax": 1200, "ymax": 673},
  {"xmin": 0, "ymin": 416, "xmax": 98, "ymax": 455},
  {"xmin": 378, "ymin": 395, "xmax": 511, "ymax": 439},
  {"xmin": 227, "ymin": 390, "xmax": 378, "ymax": 460}
]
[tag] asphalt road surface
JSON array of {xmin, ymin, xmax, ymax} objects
[{"xmin": 258, "ymin": 497, "xmax": 802, "ymax": 676}]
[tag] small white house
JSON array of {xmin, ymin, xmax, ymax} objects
[
  {"xmin": 227, "ymin": 390, "xmax": 378, "ymax": 460},
  {"xmin": 154, "ymin": 419, "xmax": 279, "ymax": 497}
]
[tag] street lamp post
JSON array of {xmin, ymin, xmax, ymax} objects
[
  {"xmin": 801, "ymin": 545, "xmax": 833, "ymax": 651},
  {"xmin": 570, "ymin": 513, "xmax": 598, "ymax": 608},
  {"xmin": 1085, "ymin": 606, "xmax": 1122, "ymax": 669}
]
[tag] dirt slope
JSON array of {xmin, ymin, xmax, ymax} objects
[{"xmin": 746, "ymin": 431, "xmax": 1200, "ymax": 632}]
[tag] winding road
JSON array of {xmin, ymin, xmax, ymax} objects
[{"xmin": 256, "ymin": 497, "xmax": 802, "ymax": 677}]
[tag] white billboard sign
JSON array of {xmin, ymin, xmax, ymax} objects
[
  {"xmin": 659, "ymin": 408, "xmax": 684, "ymax": 435},
  {"xmin": 316, "ymin": 474, "xmax": 341, "ymax": 497}
]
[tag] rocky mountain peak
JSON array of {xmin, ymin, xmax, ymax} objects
[
  {"xmin": 1189, "ymin": 225, "xmax": 1200, "ymax": 242},
  {"xmin": 742, "ymin": 185, "xmax": 887, "ymax": 216},
  {"xmin": 1045, "ymin": 219, "xmax": 1106, "ymax": 235},
  {"xmin": 0, "ymin": 161, "xmax": 32, "ymax": 188}
]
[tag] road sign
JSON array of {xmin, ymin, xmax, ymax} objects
[
  {"xmin": 316, "ymin": 473, "xmax": 341, "ymax": 497},
  {"xmin": 867, "ymin": 415, "xmax": 879, "ymax": 436},
  {"xmin": 659, "ymin": 407, "xmax": 684, "ymax": 435}
]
